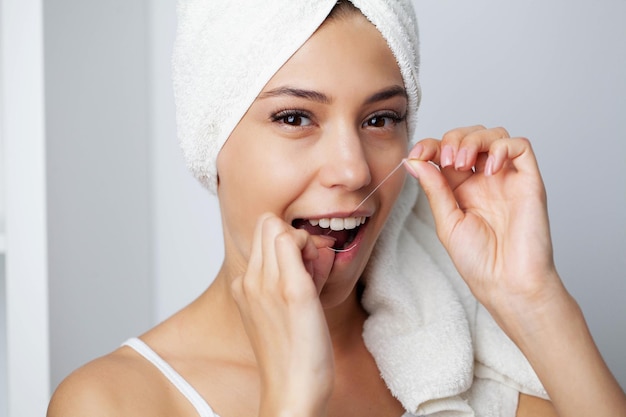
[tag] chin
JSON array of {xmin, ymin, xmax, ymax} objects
[{"xmin": 317, "ymin": 271, "xmax": 364, "ymax": 310}]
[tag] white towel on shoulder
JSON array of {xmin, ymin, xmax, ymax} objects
[{"xmin": 362, "ymin": 179, "xmax": 548, "ymax": 416}]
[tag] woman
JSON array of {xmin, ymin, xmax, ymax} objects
[{"xmin": 47, "ymin": 1, "xmax": 626, "ymax": 416}]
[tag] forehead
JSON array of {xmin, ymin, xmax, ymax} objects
[{"xmin": 262, "ymin": 13, "xmax": 404, "ymax": 94}]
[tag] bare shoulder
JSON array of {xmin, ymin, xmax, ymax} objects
[
  {"xmin": 47, "ymin": 345, "xmax": 192, "ymax": 417},
  {"xmin": 516, "ymin": 393, "xmax": 559, "ymax": 417}
]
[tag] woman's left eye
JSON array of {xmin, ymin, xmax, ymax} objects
[{"xmin": 363, "ymin": 113, "xmax": 405, "ymax": 129}]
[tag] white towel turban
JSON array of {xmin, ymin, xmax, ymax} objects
[{"xmin": 173, "ymin": 0, "xmax": 421, "ymax": 193}]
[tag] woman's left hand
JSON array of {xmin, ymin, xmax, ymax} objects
[
  {"xmin": 405, "ymin": 125, "xmax": 565, "ymax": 333},
  {"xmin": 406, "ymin": 125, "xmax": 626, "ymax": 417}
]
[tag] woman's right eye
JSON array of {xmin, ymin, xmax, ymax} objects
[{"xmin": 271, "ymin": 111, "xmax": 313, "ymax": 127}]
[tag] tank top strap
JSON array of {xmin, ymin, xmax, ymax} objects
[
  {"xmin": 122, "ymin": 337, "xmax": 219, "ymax": 417},
  {"xmin": 124, "ymin": 337, "xmax": 417, "ymax": 417}
]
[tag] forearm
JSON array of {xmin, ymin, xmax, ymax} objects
[
  {"xmin": 507, "ymin": 287, "xmax": 626, "ymax": 417},
  {"xmin": 258, "ymin": 374, "xmax": 331, "ymax": 417}
]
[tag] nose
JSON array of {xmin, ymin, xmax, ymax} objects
[{"xmin": 317, "ymin": 127, "xmax": 371, "ymax": 192}]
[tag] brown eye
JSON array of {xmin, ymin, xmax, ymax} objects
[
  {"xmin": 362, "ymin": 112, "xmax": 406, "ymax": 129},
  {"xmin": 284, "ymin": 114, "xmax": 309, "ymax": 126},
  {"xmin": 366, "ymin": 116, "xmax": 389, "ymax": 128},
  {"xmin": 271, "ymin": 110, "xmax": 313, "ymax": 127}
]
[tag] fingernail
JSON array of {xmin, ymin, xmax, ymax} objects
[
  {"xmin": 408, "ymin": 143, "xmax": 424, "ymax": 159},
  {"xmin": 441, "ymin": 145, "xmax": 454, "ymax": 168},
  {"xmin": 404, "ymin": 158, "xmax": 420, "ymax": 178},
  {"xmin": 455, "ymin": 148, "xmax": 467, "ymax": 169}
]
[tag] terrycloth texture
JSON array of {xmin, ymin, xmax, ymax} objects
[
  {"xmin": 173, "ymin": 0, "xmax": 421, "ymax": 193},
  {"xmin": 173, "ymin": 1, "xmax": 547, "ymax": 415},
  {"xmin": 361, "ymin": 179, "xmax": 548, "ymax": 416}
]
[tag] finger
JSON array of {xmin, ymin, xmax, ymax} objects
[
  {"xmin": 408, "ymin": 139, "xmax": 473, "ymax": 191},
  {"xmin": 306, "ymin": 235, "xmax": 336, "ymax": 259},
  {"xmin": 290, "ymin": 233, "xmax": 335, "ymax": 294},
  {"xmin": 284, "ymin": 229, "xmax": 319, "ymax": 279},
  {"xmin": 409, "ymin": 127, "xmax": 490, "ymax": 189},
  {"xmin": 408, "ymin": 139, "xmax": 441, "ymax": 163},
  {"xmin": 440, "ymin": 126, "xmax": 511, "ymax": 190},
  {"xmin": 248, "ymin": 213, "xmax": 274, "ymax": 272},
  {"xmin": 404, "ymin": 158, "xmax": 462, "ymax": 245},
  {"xmin": 484, "ymin": 137, "xmax": 540, "ymax": 177},
  {"xmin": 308, "ymin": 235, "xmax": 336, "ymax": 294},
  {"xmin": 452, "ymin": 126, "xmax": 510, "ymax": 171},
  {"xmin": 230, "ymin": 273, "xmax": 246, "ymax": 307},
  {"xmin": 275, "ymin": 232, "xmax": 319, "ymax": 301},
  {"xmin": 409, "ymin": 126, "xmax": 512, "ymax": 192},
  {"xmin": 260, "ymin": 216, "xmax": 294, "ymax": 289},
  {"xmin": 439, "ymin": 125, "xmax": 487, "ymax": 168},
  {"xmin": 240, "ymin": 213, "xmax": 276, "ymax": 297}
]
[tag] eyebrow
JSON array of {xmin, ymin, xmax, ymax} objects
[
  {"xmin": 258, "ymin": 85, "xmax": 407, "ymax": 105},
  {"xmin": 364, "ymin": 85, "xmax": 408, "ymax": 105},
  {"xmin": 259, "ymin": 87, "xmax": 331, "ymax": 104}
]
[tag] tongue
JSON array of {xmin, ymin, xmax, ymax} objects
[{"xmin": 293, "ymin": 220, "xmax": 351, "ymax": 249}]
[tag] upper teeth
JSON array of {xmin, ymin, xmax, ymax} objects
[{"xmin": 308, "ymin": 216, "xmax": 367, "ymax": 231}]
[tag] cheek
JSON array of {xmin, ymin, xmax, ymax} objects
[
  {"xmin": 217, "ymin": 127, "xmax": 279, "ymax": 205},
  {"xmin": 216, "ymin": 134, "xmax": 270, "ymax": 255},
  {"xmin": 216, "ymin": 132, "xmax": 306, "ymax": 234}
]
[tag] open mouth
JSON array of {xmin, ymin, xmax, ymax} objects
[{"xmin": 292, "ymin": 216, "xmax": 368, "ymax": 251}]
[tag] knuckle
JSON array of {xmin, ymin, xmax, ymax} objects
[
  {"xmin": 473, "ymin": 124, "xmax": 487, "ymax": 131},
  {"xmin": 442, "ymin": 125, "xmax": 486, "ymax": 145},
  {"xmin": 241, "ymin": 273, "xmax": 260, "ymax": 295},
  {"xmin": 416, "ymin": 138, "xmax": 442, "ymax": 156},
  {"xmin": 281, "ymin": 280, "xmax": 309, "ymax": 303},
  {"xmin": 263, "ymin": 215, "xmax": 290, "ymax": 236},
  {"xmin": 257, "ymin": 212, "xmax": 275, "ymax": 227},
  {"xmin": 493, "ymin": 126, "xmax": 510, "ymax": 138},
  {"xmin": 275, "ymin": 231, "xmax": 294, "ymax": 248},
  {"xmin": 230, "ymin": 276, "xmax": 244, "ymax": 299},
  {"xmin": 419, "ymin": 138, "xmax": 440, "ymax": 145},
  {"xmin": 441, "ymin": 128, "xmax": 464, "ymax": 145}
]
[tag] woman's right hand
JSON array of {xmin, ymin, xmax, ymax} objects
[{"xmin": 230, "ymin": 213, "xmax": 336, "ymax": 417}]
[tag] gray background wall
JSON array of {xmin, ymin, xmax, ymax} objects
[
  {"xmin": 45, "ymin": 1, "xmax": 154, "ymax": 389},
  {"xmin": 44, "ymin": 0, "xmax": 625, "ymax": 396}
]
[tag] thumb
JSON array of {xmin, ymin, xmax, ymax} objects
[{"xmin": 404, "ymin": 159, "xmax": 461, "ymax": 243}]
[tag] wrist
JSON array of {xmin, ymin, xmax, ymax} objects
[
  {"xmin": 507, "ymin": 288, "xmax": 582, "ymax": 354},
  {"xmin": 488, "ymin": 271, "xmax": 577, "ymax": 348}
]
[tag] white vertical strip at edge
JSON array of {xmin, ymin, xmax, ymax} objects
[{"xmin": 1, "ymin": 0, "xmax": 51, "ymax": 416}]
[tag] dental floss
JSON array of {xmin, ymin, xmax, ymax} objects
[
  {"xmin": 326, "ymin": 157, "xmax": 407, "ymax": 253},
  {"xmin": 328, "ymin": 242, "xmax": 359, "ymax": 253},
  {"xmin": 350, "ymin": 158, "xmax": 407, "ymax": 215}
]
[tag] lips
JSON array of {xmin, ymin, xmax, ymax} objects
[{"xmin": 292, "ymin": 216, "xmax": 368, "ymax": 250}]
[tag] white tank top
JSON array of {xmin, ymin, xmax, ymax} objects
[
  {"xmin": 123, "ymin": 337, "xmax": 219, "ymax": 416},
  {"xmin": 123, "ymin": 337, "xmax": 415, "ymax": 417}
]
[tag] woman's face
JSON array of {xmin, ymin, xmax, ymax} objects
[{"xmin": 217, "ymin": 12, "xmax": 408, "ymax": 308}]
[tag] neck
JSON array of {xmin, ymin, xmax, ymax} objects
[
  {"xmin": 323, "ymin": 284, "xmax": 369, "ymax": 355},
  {"xmin": 194, "ymin": 263, "xmax": 368, "ymax": 364}
]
